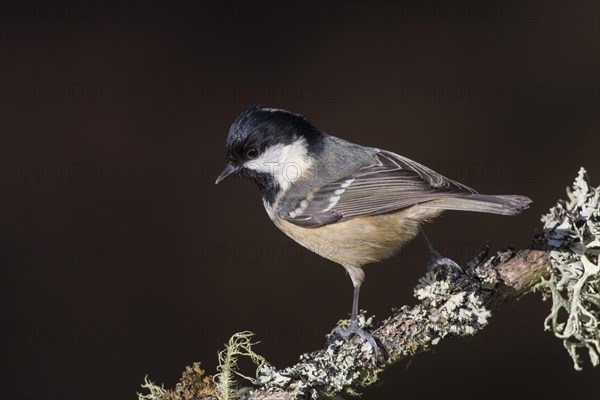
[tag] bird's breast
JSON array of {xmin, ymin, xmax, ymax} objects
[{"xmin": 269, "ymin": 206, "xmax": 443, "ymax": 268}]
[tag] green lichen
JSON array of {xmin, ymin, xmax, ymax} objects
[
  {"xmin": 137, "ymin": 363, "xmax": 218, "ymax": 400},
  {"xmin": 214, "ymin": 331, "xmax": 269, "ymax": 400},
  {"xmin": 254, "ymin": 312, "xmax": 379, "ymax": 399},
  {"xmin": 414, "ymin": 259, "xmax": 496, "ymax": 343},
  {"xmin": 138, "ymin": 375, "xmax": 169, "ymax": 400},
  {"xmin": 537, "ymin": 167, "xmax": 600, "ymax": 370}
]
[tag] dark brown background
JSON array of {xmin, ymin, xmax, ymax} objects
[{"xmin": 1, "ymin": 1, "xmax": 599, "ymax": 399}]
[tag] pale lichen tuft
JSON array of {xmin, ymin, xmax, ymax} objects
[
  {"xmin": 138, "ymin": 375, "xmax": 169, "ymax": 400},
  {"xmin": 537, "ymin": 167, "xmax": 600, "ymax": 370},
  {"xmin": 214, "ymin": 331, "xmax": 269, "ymax": 399},
  {"xmin": 253, "ymin": 312, "xmax": 379, "ymax": 399}
]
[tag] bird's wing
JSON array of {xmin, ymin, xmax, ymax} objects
[{"xmin": 279, "ymin": 149, "xmax": 477, "ymax": 227}]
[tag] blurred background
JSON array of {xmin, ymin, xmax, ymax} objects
[{"xmin": 1, "ymin": 1, "xmax": 599, "ymax": 399}]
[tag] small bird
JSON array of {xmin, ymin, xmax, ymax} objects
[{"xmin": 216, "ymin": 106, "xmax": 531, "ymax": 351}]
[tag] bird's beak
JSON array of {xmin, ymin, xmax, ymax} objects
[{"xmin": 215, "ymin": 163, "xmax": 239, "ymax": 184}]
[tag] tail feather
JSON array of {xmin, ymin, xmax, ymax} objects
[{"xmin": 421, "ymin": 194, "xmax": 532, "ymax": 216}]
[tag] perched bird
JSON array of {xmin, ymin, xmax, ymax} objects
[{"xmin": 216, "ymin": 105, "xmax": 531, "ymax": 351}]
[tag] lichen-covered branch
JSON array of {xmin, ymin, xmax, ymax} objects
[
  {"xmin": 138, "ymin": 168, "xmax": 599, "ymax": 400},
  {"xmin": 249, "ymin": 248, "xmax": 551, "ymax": 400}
]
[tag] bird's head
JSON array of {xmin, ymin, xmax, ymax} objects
[{"xmin": 215, "ymin": 106, "xmax": 324, "ymax": 203}]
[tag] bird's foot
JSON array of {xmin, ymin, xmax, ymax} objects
[
  {"xmin": 426, "ymin": 252, "xmax": 463, "ymax": 273},
  {"xmin": 328, "ymin": 317, "xmax": 383, "ymax": 361},
  {"xmin": 465, "ymin": 242, "xmax": 491, "ymax": 269},
  {"xmin": 420, "ymin": 229, "xmax": 463, "ymax": 273}
]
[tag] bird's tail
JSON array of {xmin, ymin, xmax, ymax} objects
[{"xmin": 421, "ymin": 194, "xmax": 532, "ymax": 216}]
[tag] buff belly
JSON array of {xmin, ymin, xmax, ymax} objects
[{"xmin": 273, "ymin": 205, "xmax": 443, "ymax": 272}]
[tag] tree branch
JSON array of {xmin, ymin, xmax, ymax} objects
[
  {"xmin": 138, "ymin": 168, "xmax": 599, "ymax": 400},
  {"xmin": 249, "ymin": 248, "xmax": 551, "ymax": 400}
]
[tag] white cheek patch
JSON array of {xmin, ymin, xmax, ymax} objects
[{"xmin": 244, "ymin": 139, "xmax": 313, "ymax": 192}]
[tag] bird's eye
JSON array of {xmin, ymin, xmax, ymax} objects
[{"xmin": 246, "ymin": 148, "xmax": 259, "ymax": 159}]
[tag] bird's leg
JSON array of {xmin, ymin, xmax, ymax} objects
[
  {"xmin": 331, "ymin": 283, "xmax": 381, "ymax": 358},
  {"xmin": 420, "ymin": 228, "xmax": 463, "ymax": 272},
  {"xmin": 350, "ymin": 284, "xmax": 359, "ymax": 329}
]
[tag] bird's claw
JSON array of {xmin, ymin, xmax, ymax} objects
[
  {"xmin": 421, "ymin": 229, "xmax": 464, "ymax": 273},
  {"xmin": 426, "ymin": 255, "xmax": 463, "ymax": 273},
  {"xmin": 329, "ymin": 322, "xmax": 383, "ymax": 361}
]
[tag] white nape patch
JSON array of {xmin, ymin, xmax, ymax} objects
[
  {"xmin": 244, "ymin": 138, "xmax": 313, "ymax": 192},
  {"xmin": 323, "ymin": 195, "xmax": 341, "ymax": 212}
]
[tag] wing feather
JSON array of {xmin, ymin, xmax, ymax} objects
[{"xmin": 280, "ymin": 150, "xmax": 476, "ymax": 227}]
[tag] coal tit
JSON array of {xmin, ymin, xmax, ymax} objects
[{"xmin": 216, "ymin": 105, "xmax": 531, "ymax": 352}]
